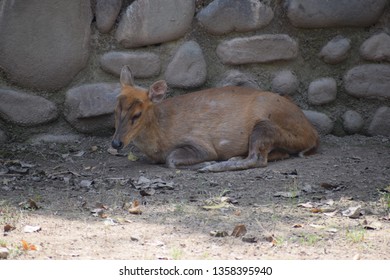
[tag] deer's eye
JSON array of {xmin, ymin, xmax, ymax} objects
[{"xmin": 131, "ymin": 112, "xmax": 142, "ymax": 124}]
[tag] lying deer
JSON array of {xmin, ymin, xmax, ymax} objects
[{"xmin": 112, "ymin": 65, "xmax": 319, "ymax": 172}]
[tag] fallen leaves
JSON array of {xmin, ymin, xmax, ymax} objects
[
  {"xmin": 210, "ymin": 224, "xmax": 258, "ymax": 243},
  {"xmin": 342, "ymin": 206, "xmax": 363, "ymax": 219},
  {"xmin": 18, "ymin": 198, "xmax": 40, "ymax": 210},
  {"xmin": 231, "ymin": 224, "xmax": 247, "ymax": 237},
  {"xmin": 201, "ymin": 196, "xmax": 237, "ymax": 210},
  {"xmin": 274, "ymin": 190, "xmax": 301, "ymax": 198},
  {"xmin": 127, "ymin": 152, "xmax": 139, "ymax": 162},
  {"xmin": 0, "ymin": 160, "xmax": 35, "ymax": 176},
  {"xmin": 135, "ymin": 176, "xmax": 175, "ymax": 190},
  {"xmin": 210, "ymin": 230, "xmax": 229, "ymax": 238},
  {"xmin": 128, "ymin": 200, "xmax": 142, "ymax": 215},
  {"xmin": 21, "ymin": 240, "xmax": 37, "ymax": 251}
]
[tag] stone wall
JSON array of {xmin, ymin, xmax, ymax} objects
[{"xmin": 0, "ymin": 0, "xmax": 389, "ymax": 144}]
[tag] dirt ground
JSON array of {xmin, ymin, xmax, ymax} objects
[{"xmin": 0, "ymin": 134, "xmax": 389, "ymax": 260}]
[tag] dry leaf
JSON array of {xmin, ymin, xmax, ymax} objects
[
  {"xmin": 128, "ymin": 200, "xmax": 142, "ymax": 215},
  {"xmin": 242, "ymin": 236, "xmax": 258, "ymax": 243},
  {"xmin": 127, "ymin": 152, "xmax": 139, "ymax": 162},
  {"xmin": 298, "ymin": 202, "xmax": 315, "ymax": 208},
  {"xmin": 210, "ymin": 230, "xmax": 229, "ymax": 237},
  {"xmin": 201, "ymin": 196, "xmax": 232, "ymax": 210},
  {"xmin": 231, "ymin": 224, "xmax": 247, "ymax": 237},
  {"xmin": 74, "ymin": 150, "xmax": 85, "ymax": 157},
  {"xmin": 140, "ymin": 189, "xmax": 155, "ymax": 197},
  {"xmin": 202, "ymin": 201, "xmax": 229, "ymax": 210},
  {"xmin": 361, "ymin": 219, "xmax": 382, "ymax": 230},
  {"xmin": 107, "ymin": 147, "xmax": 119, "ymax": 156},
  {"xmin": 292, "ymin": 224, "xmax": 304, "ymax": 228},
  {"xmin": 95, "ymin": 202, "xmax": 109, "ymax": 210},
  {"xmin": 91, "ymin": 208, "xmax": 105, "ymax": 218},
  {"xmin": 320, "ymin": 182, "xmax": 339, "ymax": 190},
  {"xmin": 21, "ymin": 240, "xmax": 37, "ymax": 251},
  {"xmin": 264, "ymin": 234, "xmax": 277, "ymax": 245},
  {"xmin": 326, "ymin": 228, "xmax": 338, "ymax": 233},
  {"xmin": 19, "ymin": 198, "xmax": 39, "ymax": 210},
  {"xmin": 323, "ymin": 210, "xmax": 339, "ymax": 217},
  {"xmin": 80, "ymin": 180, "xmax": 93, "ymax": 187},
  {"xmin": 342, "ymin": 206, "xmax": 362, "ymax": 219},
  {"xmin": 91, "ymin": 145, "xmax": 98, "ymax": 152},
  {"xmin": 274, "ymin": 191, "xmax": 301, "ymax": 198},
  {"xmin": 4, "ymin": 224, "xmax": 16, "ymax": 233},
  {"xmin": 311, "ymin": 208, "xmax": 323, "ymax": 213},
  {"xmin": 135, "ymin": 176, "xmax": 175, "ymax": 190}
]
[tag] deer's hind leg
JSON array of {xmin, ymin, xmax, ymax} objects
[
  {"xmin": 166, "ymin": 141, "xmax": 218, "ymax": 170},
  {"xmin": 199, "ymin": 120, "xmax": 279, "ymax": 172}
]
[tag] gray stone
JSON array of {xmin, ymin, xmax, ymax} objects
[
  {"xmin": 271, "ymin": 70, "xmax": 299, "ymax": 95},
  {"xmin": 319, "ymin": 36, "xmax": 351, "ymax": 64},
  {"xmin": 308, "ymin": 78, "xmax": 337, "ymax": 105},
  {"xmin": 64, "ymin": 83, "xmax": 121, "ymax": 134},
  {"xmin": 0, "ymin": 128, "xmax": 7, "ymax": 144},
  {"xmin": 216, "ymin": 34, "xmax": 298, "ymax": 65},
  {"xmin": 116, "ymin": 0, "xmax": 195, "ymax": 48},
  {"xmin": 96, "ymin": 0, "xmax": 122, "ymax": 33},
  {"xmin": 360, "ymin": 32, "xmax": 390, "ymax": 62},
  {"xmin": 368, "ymin": 107, "xmax": 390, "ymax": 136},
  {"xmin": 100, "ymin": 51, "xmax": 161, "ymax": 78},
  {"xmin": 287, "ymin": 0, "xmax": 387, "ymax": 28},
  {"xmin": 344, "ymin": 64, "xmax": 390, "ymax": 99},
  {"xmin": 216, "ymin": 70, "xmax": 260, "ymax": 89},
  {"xmin": 165, "ymin": 41, "xmax": 207, "ymax": 88},
  {"xmin": 197, "ymin": 0, "xmax": 273, "ymax": 35},
  {"xmin": 0, "ymin": 88, "xmax": 58, "ymax": 126},
  {"xmin": 303, "ymin": 110, "xmax": 334, "ymax": 135},
  {"xmin": 342, "ymin": 110, "xmax": 364, "ymax": 134},
  {"xmin": 0, "ymin": 0, "xmax": 92, "ymax": 90}
]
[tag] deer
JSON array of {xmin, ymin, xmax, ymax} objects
[{"xmin": 111, "ymin": 65, "xmax": 319, "ymax": 172}]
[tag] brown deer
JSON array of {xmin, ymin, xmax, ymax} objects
[{"xmin": 112, "ymin": 65, "xmax": 319, "ymax": 172}]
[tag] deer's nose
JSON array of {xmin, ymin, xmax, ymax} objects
[{"xmin": 111, "ymin": 139, "xmax": 123, "ymax": 150}]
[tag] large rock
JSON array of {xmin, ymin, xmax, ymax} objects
[
  {"xmin": 100, "ymin": 51, "xmax": 161, "ymax": 78},
  {"xmin": 165, "ymin": 41, "xmax": 207, "ymax": 88},
  {"xmin": 308, "ymin": 78, "xmax": 337, "ymax": 105},
  {"xmin": 360, "ymin": 32, "xmax": 390, "ymax": 62},
  {"xmin": 368, "ymin": 107, "xmax": 390, "ymax": 136},
  {"xmin": 0, "ymin": 88, "xmax": 58, "ymax": 126},
  {"xmin": 287, "ymin": 0, "xmax": 387, "ymax": 28},
  {"xmin": 64, "ymin": 83, "xmax": 121, "ymax": 134},
  {"xmin": 271, "ymin": 70, "xmax": 299, "ymax": 95},
  {"xmin": 116, "ymin": 0, "xmax": 195, "ymax": 48},
  {"xmin": 216, "ymin": 35, "xmax": 298, "ymax": 65},
  {"xmin": 342, "ymin": 110, "xmax": 364, "ymax": 134},
  {"xmin": 197, "ymin": 0, "xmax": 273, "ymax": 35},
  {"xmin": 303, "ymin": 110, "xmax": 334, "ymax": 135},
  {"xmin": 319, "ymin": 36, "xmax": 351, "ymax": 64},
  {"xmin": 344, "ymin": 64, "xmax": 390, "ymax": 99},
  {"xmin": 96, "ymin": 0, "xmax": 123, "ymax": 33},
  {"xmin": 0, "ymin": 0, "xmax": 92, "ymax": 90}
]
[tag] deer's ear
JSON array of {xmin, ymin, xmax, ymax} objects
[
  {"xmin": 120, "ymin": 65, "xmax": 134, "ymax": 87},
  {"xmin": 148, "ymin": 80, "xmax": 167, "ymax": 103}
]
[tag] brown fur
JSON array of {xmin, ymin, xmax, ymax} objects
[{"xmin": 112, "ymin": 66, "xmax": 319, "ymax": 172}]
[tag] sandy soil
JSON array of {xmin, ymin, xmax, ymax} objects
[{"xmin": 1, "ymin": 134, "xmax": 389, "ymax": 260}]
